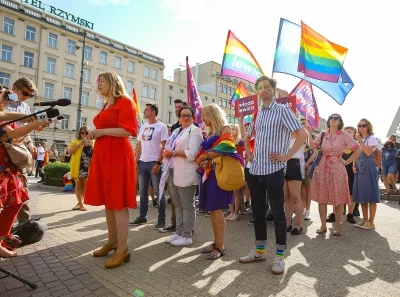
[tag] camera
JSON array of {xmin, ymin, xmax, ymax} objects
[{"xmin": 37, "ymin": 108, "xmax": 61, "ymax": 122}]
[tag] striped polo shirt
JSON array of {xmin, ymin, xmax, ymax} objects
[{"xmin": 248, "ymin": 100, "xmax": 303, "ymax": 175}]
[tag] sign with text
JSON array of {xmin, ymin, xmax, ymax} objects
[
  {"xmin": 275, "ymin": 96, "xmax": 296, "ymax": 114},
  {"xmin": 234, "ymin": 94, "xmax": 258, "ymax": 117}
]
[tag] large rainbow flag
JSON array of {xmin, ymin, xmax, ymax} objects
[
  {"xmin": 132, "ymin": 88, "xmax": 144, "ymax": 127},
  {"xmin": 298, "ymin": 22, "xmax": 348, "ymax": 83},
  {"xmin": 221, "ymin": 30, "xmax": 264, "ymax": 84}
]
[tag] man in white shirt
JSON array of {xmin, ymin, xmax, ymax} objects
[
  {"xmin": 129, "ymin": 104, "xmax": 169, "ymax": 229},
  {"xmin": 35, "ymin": 142, "xmax": 46, "ymax": 179}
]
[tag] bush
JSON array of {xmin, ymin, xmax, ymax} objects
[{"xmin": 43, "ymin": 162, "xmax": 70, "ymax": 187}]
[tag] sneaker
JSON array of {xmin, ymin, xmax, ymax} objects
[
  {"xmin": 304, "ymin": 210, "xmax": 311, "ymax": 221},
  {"xmin": 271, "ymin": 257, "xmax": 285, "ymax": 275},
  {"xmin": 266, "ymin": 213, "xmax": 274, "ymax": 221},
  {"xmin": 239, "ymin": 250, "xmax": 266, "ymax": 263},
  {"xmin": 205, "ymin": 212, "xmax": 211, "ymax": 217},
  {"xmin": 166, "ymin": 233, "xmax": 180, "ymax": 244},
  {"xmin": 244, "ymin": 201, "xmax": 250, "ymax": 208},
  {"xmin": 159, "ymin": 224, "xmax": 176, "ymax": 233},
  {"xmin": 354, "ymin": 221, "xmax": 366, "ymax": 228},
  {"xmin": 248, "ymin": 219, "xmax": 254, "ymax": 225},
  {"xmin": 171, "ymin": 237, "xmax": 193, "ymax": 246},
  {"xmin": 224, "ymin": 210, "xmax": 231, "ymax": 215},
  {"xmin": 229, "ymin": 213, "xmax": 240, "ymax": 221},
  {"xmin": 347, "ymin": 214, "xmax": 356, "ymax": 224},
  {"xmin": 154, "ymin": 221, "xmax": 165, "ymax": 229},
  {"xmin": 360, "ymin": 222, "xmax": 375, "ymax": 230},
  {"xmin": 326, "ymin": 213, "xmax": 335, "ymax": 222},
  {"xmin": 152, "ymin": 200, "xmax": 158, "ymax": 208},
  {"xmin": 225, "ymin": 213, "xmax": 234, "ymax": 221},
  {"xmin": 129, "ymin": 217, "xmax": 147, "ymax": 225},
  {"xmin": 291, "ymin": 227, "xmax": 303, "ymax": 235}
]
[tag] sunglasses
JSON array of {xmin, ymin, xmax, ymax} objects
[
  {"xmin": 17, "ymin": 86, "xmax": 35, "ymax": 98},
  {"xmin": 80, "ymin": 131, "xmax": 89, "ymax": 135},
  {"xmin": 180, "ymin": 114, "xmax": 193, "ymax": 119},
  {"xmin": 357, "ymin": 124, "xmax": 368, "ymax": 128},
  {"xmin": 329, "ymin": 116, "xmax": 340, "ymax": 121}
]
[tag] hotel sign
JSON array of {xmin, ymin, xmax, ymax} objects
[{"xmin": 24, "ymin": 0, "xmax": 94, "ymax": 30}]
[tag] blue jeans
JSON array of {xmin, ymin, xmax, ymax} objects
[{"xmin": 138, "ymin": 161, "xmax": 165, "ymax": 222}]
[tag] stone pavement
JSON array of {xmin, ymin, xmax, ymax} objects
[{"xmin": 1, "ymin": 177, "xmax": 400, "ymax": 297}]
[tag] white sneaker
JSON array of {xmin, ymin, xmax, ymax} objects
[
  {"xmin": 304, "ymin": 210, "xmax": 311, "ymax": 221},
  {"xmin": 225, "ymin": 213, "xmax": 234, "ymax": 220},
  {"xmin": 239, "ymin": 250, "xmax": 266, "ymax": 263},
  {"xmin": 166, "ymin": 233, "xmax": 180, "ymax": 244},
  {"xmin": 171, "ymin": 237, "xmax": 193, "ymax": 246},
  {"xmin": 271, "ymin": 256, "xmax": 285, "ymax": 275},
  {"xmin": 229, "ymin": 213, "xmax": 240, "ymax": 221}
]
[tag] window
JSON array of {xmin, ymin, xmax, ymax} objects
[
  {"xmin": 114, "ymin": 56, "xmax": 121, "ymax": 68},
  {"xmin": 150, "ymin": 87, "xmax": 156, "ymax": 100},
  {"xmin": 219, "ymin": 83, "xmax": 223, "ymax": 92},
  {"xmin": 3, "ymin": 18, "xmax": 14, "ymax": 35},
  {"xmin": 1, "ymin": 45, "xmax": 12, "ymax": 62},
  {"xmin": 81, "ymin": 117, "xmax": 87, "ymax": 127},
  {"xmin": 100, "ymin": 51, "xmax": 107, "ymax": 64},
  {"xmin": 227, "ymin": 87, "xmax": 231, "ymax": 96},
  {"xmin": 61, "ymin": 115, "xmax": 69, "ymax": 130},
  {"xmin": 144, "ymin": 66, "xmax": 150, "ymax": 78},
  {"xmin": 48, "ymin": 33, "xmax": 57, "ymax": 48},
  {"xmin": 142, "ymin": 85, "xmax": 149, "ymax": 97},
  {"xmin": 168, "ymin": 96, "xmax": 172, "ymax": 105},
  {"xmin": 24, "ymin": 52, "xmax": 34, "ymax": 68},
  {"xmin": 67, "ymin": 40, "xmax": 75, "ymax": 54},
  {"xmin": 53, "ymin": 140, "xmax": 65, "ymax": 154},
  {"xmin": 180, "ymin": 89, "xmax": 184, "ymax": 94},
  {"xmin": 212, "ymin": 98, "xmax": 215, "ymax": 103},
  {"xmin": 128, "ymin": 61, "xmax": 134, "ymax": 73},
  {"xmin": 65, "ymin": 63, "xmax": 74, "ymax": 78},
  {"xmin": 84, "ymin": 46, "xmax": 92, "ymax": 60},
  {"xmin": 223, "ymin": 85, "xmax": 227, "ymax": 93},
  {"xmin": 83, "ymin": 68, "xmax": 90, "ymax": 83},
  {"xmin": 169, "ymin": 85, "xmax": 173, "ymax": 90},
  {"xmin": 219, "ymin": 98, "xmax": 222, "ymax": 106},
  {"xmin": 168, "ymin": 111, "xmax": 172, "ymax": 123},
  {"xmin": 96, "ymin": 97, "xmax": 104, "ymax": 109},
  {"xmin": 127, "ymin": 81, "xmax": 133, "ymax": 93},
  {"xmin": 235, "ymin": 117, "xmax": 239, "ymax": 124},
  {"xmin": 205, "ymin": 96, "xmax": 208, "ymax": 101},
  {"xmin": 44, "ymin": 82, "xmax": 54, "ymax": 98},
  {"xmin": 25, "ymin": 25, "xmax": 36, "ymax": 41},
  {"xmin": 81, "ymin": 91, "xmax": 89, "ymax": 106},
  {"xmin": 46, "ymin": 57, "xmax": 56, "ymax": 73},
  {"xmin": 222, "ymin": 99, "xmax": 227, "ymax": 108},
  {"xmin": 0, "ymin": 72, "xmax": 10, "ymax": 87},
  {"xmin": 64, "ymin": 87, "xmax": 72, "ymax": 100},
  {"xmin": 151, "ymin": 69, "xmax": 157, "ymax": 80}
]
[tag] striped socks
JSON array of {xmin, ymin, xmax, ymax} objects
[
  {"xmin": 255, "ymin": 245, "xmax": 265, "ymax": 255},
  {"xmin": 276, "ymin": 249, "xmax": 284, "ymax": 259}
]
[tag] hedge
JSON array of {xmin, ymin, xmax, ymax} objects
[{"xmin": 43, "ymin": 162, "xmax": 70, "ymax": 187}]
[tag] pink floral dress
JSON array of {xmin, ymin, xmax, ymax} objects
[{"xmin": 310, "ymin": 130, "xmax": 359, "ymax": 206}]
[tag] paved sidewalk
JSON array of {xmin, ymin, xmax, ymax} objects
[{"xmin": 1, "ymin": 177, "xmax": 400, "ymax": 296}]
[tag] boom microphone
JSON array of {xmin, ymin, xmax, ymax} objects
[{"xmin": 33, "ymin": 99, "xmax": 71, "ymax": 107}]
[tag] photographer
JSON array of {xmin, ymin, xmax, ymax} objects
[
  {"xmin": 0, "ymin": 78, "xmax": 38, "ymax": 224},
  {"xmin": 0, "ymin": 88, "xmax": 49, "ymax": 258}
]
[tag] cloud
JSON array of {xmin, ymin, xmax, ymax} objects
[{"xmin": 89, "ymin": 0, "xmax": 131, "ymax": 5}]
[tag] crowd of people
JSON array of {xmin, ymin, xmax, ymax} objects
[{"xmin": 0, "ymin": 73, "xmax": 399, "ymax": 276}]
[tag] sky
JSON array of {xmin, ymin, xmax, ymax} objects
[{"xmin": 36, "ymin": 0, "xmax": 399, "ymax": 140}]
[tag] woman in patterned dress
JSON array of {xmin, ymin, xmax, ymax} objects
[{"xmin": 310, "ymin": 114, "xmax": 361, "ymax": 236}]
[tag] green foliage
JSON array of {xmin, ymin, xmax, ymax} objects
[{"xmin": 43, "ymin": 162, "xmax": 70, "ymax": 187}]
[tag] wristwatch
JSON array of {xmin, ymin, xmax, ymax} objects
[
  {"xmin": 173, "ymin": 151, "xmax": 177, "ymax": 157},
  {"xmin": 156, "ymin": 161, "xmax": 162, "ymax": 165}
]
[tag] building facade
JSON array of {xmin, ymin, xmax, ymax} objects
[{"xmin": 0, "ymin": 0, "xmax": 164, "ymax": 152}]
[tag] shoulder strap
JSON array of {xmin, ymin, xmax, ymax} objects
[{"xmin": 319, "ymin": 132, "xmax": 325, "ymax": 147}]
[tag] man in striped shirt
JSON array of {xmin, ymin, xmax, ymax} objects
[{"xmin": 239, "ymin": 76, "xmax": 307, "ymax": 275}]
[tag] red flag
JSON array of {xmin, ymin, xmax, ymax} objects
[{"xmin": 186, "ymin": 56, "xmax": 204, "ymax": 130}]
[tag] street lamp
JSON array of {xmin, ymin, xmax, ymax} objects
[{"xmin": 75, "ymin": 30, "xmax": 87, "ymax": 138}]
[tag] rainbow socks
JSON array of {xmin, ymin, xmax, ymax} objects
[
  {"xmin": 276, "ymin": 249, "xmax": 284, "ymax": 259},
  {"xmin": 255, "ymin": 245, "xmax": 265, "ymax": 255}
]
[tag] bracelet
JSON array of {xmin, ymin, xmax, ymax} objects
[
  {"xmin": 204, "ymin": 153, "xmax": 210, "ymax": 161},
  {"xmin": 156, "ymin": 161, "xmax": 162, "ymax": 165},
  {"xmin": 173, "ymin": 151, "xmax": 177, "ymax": 157},
  {"xmin": 26, "ymin": 141, "xmax": 32, "ymax": 145}
]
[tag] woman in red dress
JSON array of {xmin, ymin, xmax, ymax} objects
[{"xmin": 84, "ymin": 72, "xmax": 138, "ymax": 269}]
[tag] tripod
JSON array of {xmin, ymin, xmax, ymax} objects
[{"xmin": 0, "ymin": 266, "xmax": 37, "ymax": 289}]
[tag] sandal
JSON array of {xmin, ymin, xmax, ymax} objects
[
  {"xmin": 333, "ymin": 228, "xmax": 341, "ymax": 236},
  {"xmin": 79, "ymin": 207, "xmax": 87, "ymax": 211},
  {"xmin": 316, "ymin": 226, "xmax": 327, "ymax": 234},
  {"xmin": 206, "ymin": 247, "xmax": 226, "ymax": 260},
  {"xmin": 72, "ymin": 205, "xmax": 81, "ymax": 210},
  {"xmin": 200, "ymin": 243, "xmax": 215, "ymax": 254}
]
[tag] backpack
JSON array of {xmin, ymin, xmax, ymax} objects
[
  {"xmin": 372, "ymin": 148, "xmax": 382, "ymax": 168},
  {"xmin": 11, "ymin": 218, "xmax": 48, "ymax": 246}
]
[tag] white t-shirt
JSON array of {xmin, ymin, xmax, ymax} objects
[
  {"xmin": 364, "ymin": 135, "xmax": 377, "ymax": 151},
  {"xmin": 37, "ymin": 146, "xmax": 45, "ymax": 161},
  {"xmin": 138, "ymin": 121, "xmax": 169, "ymax": 162}
]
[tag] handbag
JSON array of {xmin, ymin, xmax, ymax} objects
[
  {"xmin": 2, "ymin": 141, "xmax": 33, "ymax": 169},
  {"xmin": 213, "ymin": 155, "xmax": 245, "ymax": 191},
  {"xmin": 308, "ymin": 132, "xmax": 325, "ymax": 179}
]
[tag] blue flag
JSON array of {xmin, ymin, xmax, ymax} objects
[{"xmin": 273, "ymin": 18, "xmax": 354, "ymax": 105}]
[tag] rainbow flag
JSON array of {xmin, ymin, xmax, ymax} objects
[
  {"xmin": 229, "ymin": 82, "xmax": 248, "ymax": 107},
  {"xmin": 298, "ymin": 22, "xmax": 348, "ymax": 83},
  {"xmin": 132, "ymin": 88, "xmax": 144, "ymax": 127},
  {"xmin": 221, "ymin": 30, "xmax": 264, "ymax": 84}
]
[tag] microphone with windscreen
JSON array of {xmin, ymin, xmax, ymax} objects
[{"xmin": 33, "ymin": 99, "xmax": 71, "ymax": 107}]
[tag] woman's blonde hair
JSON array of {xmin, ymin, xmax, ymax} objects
[
  {"xmin": 97, "ymin": 72, "xmax": 131, "ymax": 102},
  {"xmin": 77, "ymin": 126, "xmax": 91, "ymax": 140},
  {"xmin": 230, "ymin": 124, "xmax": 241, "ymax": 144},
  {"xmin": 202, "ymin": 104, "xmax": 228, "ymax": 136}
]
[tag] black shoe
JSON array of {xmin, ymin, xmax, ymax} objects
[
  {"xmin": 129, "ymin": 217, "xmax": 147, "ymax": 225},
  {"xmin": 248, "ymin": 219, "xmax": 254, "ymax": 225},
  {"xmin": 167, "ymin": 198, "xmax": 172, "ymax": 205},
  {"xmin": 158, "ymin": 224, "xmax": 176, "ymax": 233},
  {"xmin": 152, "ymin": 200, "xmax": 158, "ymax": 208},
  {"xmin": 326, "ymin": 213, "xmax": 335, "ymax": 222},
  {"xmin": 244, "ymin": 201, "xmax": 250, "ymax": 208},
  {"xmin": 287, "ymin": 225, "xmax": 293, "ymax": 232},
  {"xmin": 266, "ymin": 214, "xmax": 274, "ymax": 221},
  {"xmin": 347, "ymin": 214, "xmax": 356, "ymax": 224},
  {"xmin": 154, "ymin": 221, "xmax": 165, "ymax": 229},
  {"xmin": 37, "ymin": 180, "xmax": 44, "ymax": 183},
  {"xmin": 291, "ymin": 227, "xmax": 303, "ymax": 235}
]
